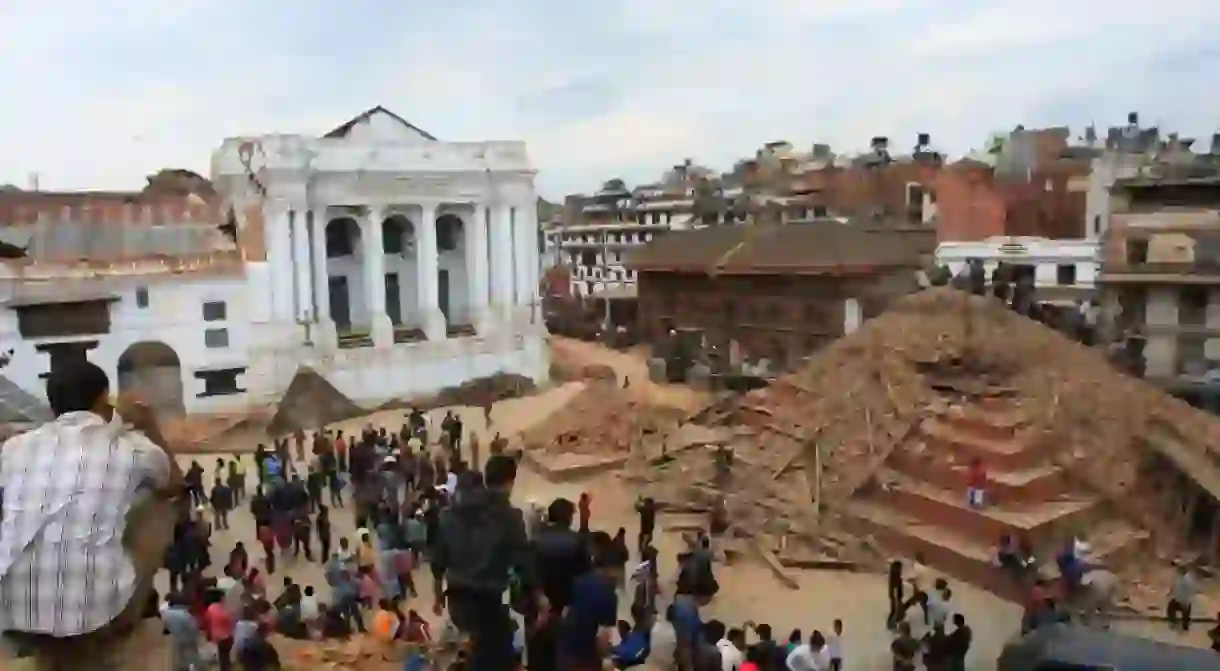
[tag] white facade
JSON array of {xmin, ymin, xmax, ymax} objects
[
  {"xmin": 0, "ymin": 108, "xmax": 547, "ymax": 415},
  {"xmin": 935, "ymin": 236, "xmax": 1100, "ymax": 300},
  {"xmin": 546, "ymin": 222, "xmax": 674, "ymax": 297}
]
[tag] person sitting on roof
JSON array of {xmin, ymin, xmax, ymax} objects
[{"xmin": 0, "ymin": 361, "xmax": 185, "ymax": 668}]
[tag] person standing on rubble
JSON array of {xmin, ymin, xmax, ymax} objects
[
  {"xmin": 0, "ymin": 361, "xmax": 185, "ymax": 668},
  {"xmin": 432, "ymin": 454, "xmax": 546, "ymax": 670}
]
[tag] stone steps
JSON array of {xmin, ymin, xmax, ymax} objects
[
  {"xmin": 891, "ymin": 446, "xmax": 1071, "ymax": 505},
  {"xmin": 842, "ymin": 498, "xmax": 1149, "ymax": 603},
  {"xmin": 940, "ymin": 404, "xmax": 1031, "ymax": 443},
  {"xmin": 879, "ymin": 472, "xmax": 1099, "ymax": 548},
  {"xmin": 919, "ymin": 417, "xmax": 1052, "ymax": 471}
]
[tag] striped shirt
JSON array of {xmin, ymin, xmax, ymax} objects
[{"xmin": 0, "ymin": 411, "xmax": 171, "ymax": 636}]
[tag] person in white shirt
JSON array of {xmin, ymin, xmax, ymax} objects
[
  {"xmin": 717, "ymin": 626, "xmax": 746, "ymax": 670},
  {"xmin": 786, "ymin": 630, "xmax": 832, "ymax": 671},
  {"xmin": 0, "ymin": 361, "xmax": 185, "ymax": 668},
  {"xmin": 827, "ymin": 619, "xmax": 843, "ymax": 671},
  {"xmin": 300, "ymin": 585, "xmax": 320, "ymax": 626}
]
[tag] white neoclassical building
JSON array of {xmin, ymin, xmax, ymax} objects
[{"xmin": 0, "ymin": 107, "xmax": 547, "ymax": 416}]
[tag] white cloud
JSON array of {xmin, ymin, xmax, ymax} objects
[{"xmin": 0, "ymin": 0, "xmax": 1218, "ymax": 198}]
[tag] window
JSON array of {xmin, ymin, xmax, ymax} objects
[
  {"xmin": 135, "ymin": 286, "xmax": 149, "ymax": 308},
  {"xmin": 1092, "ymin": 215, "xmax": 1101, "ymax": 236},
  {"xmin": 194, "ymin": 368, "xmax": 246, "ymax": 397},
  {"xmin": 1126, "ymin": 239, "xmax": 1149, "ymax": 265},
  {"xmin": 202, "ymin": 301, "xmax": 226, "ymax": 322},
  {"xmin": 812, "ymin": 205, "xmax": 828, "ymax": 218},
  {"xmin": 204, "ymin": 328, "xmax": 229, "ymax": 348},
  {"xmin": 905, "ymin": 183, "xmax": 924, "ymax": 206},
  {"xmin": 326, "ymin": 222, "xmax": 354, "ymax": 257},
  {"xmin": 1056, "ymin": 264, "xmax": 1077, "ymax": 285},
  {"xmin": 383, "ymin": 221, "xmax": 405, "ymax": 255}
]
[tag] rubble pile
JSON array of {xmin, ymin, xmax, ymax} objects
[
  {"xmin": 521, "ymin": 383, "xmax": 685, "ymax": 456},
  {"xmin": 268, "ymin": 366, "xmax": 363, "ymax": 437},
  {"xmin": 640, "ymin": 288, "xmax": 1220, "ymax": 575},
  {"xmin": 401, "ymin": 372, "xmax": 537, "ymax": 412}
]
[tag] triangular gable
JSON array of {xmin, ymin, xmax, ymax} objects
[{"xmin": 323, "ymin": 106, "xmax": 437, "ymax": 142}]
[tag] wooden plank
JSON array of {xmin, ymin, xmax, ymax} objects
[
  {"xmin": 828, "ymin": 419, "xmax": 919, "ymax": 502},
  {"xmin": 752, "ymin": 540, "xmax": 800, "ymax": 590}
]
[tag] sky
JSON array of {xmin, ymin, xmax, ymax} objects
[{"xmin": 1, "ymin": 0, "xmax": 1219, "ymax": 200}]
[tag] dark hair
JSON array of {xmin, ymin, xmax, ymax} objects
[
  {"xmin": 953, "ymin": 613, "xmax": 965, "ymax": 626},
  {"xmin": 728, "ymin": 627, "xmax": 745, "ymax": 643},
  {"xmin": 46, "ymin": 361, "xmax": 109, "ymax": 416},
  {"xmin": 484, "ymin": 455, "xmax": 517, "ymax": 488},
  {"xmin": 809, "ymin": 630, "xmax": 826, "ymax": 648},
  {"xmin": 788, "ymin": 628, "xmax": 802, "ymax": 643},
  {"xmin": 703, "ymin": 619, "xmax": 726, "ymax": 642},
  {"xmin": 547, "ymin": 498, "xmax": 575, "ymax": 526},
  {"xmin": 755, "ymin": 623, "xmax": 772, "ymax": 639},
  {"xmin": 304, "ymin": 586, "xmax": 314, "ymax": 596}
]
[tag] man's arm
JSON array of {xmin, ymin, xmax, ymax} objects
[{"xmin": 125, "ymin": 407, "xmax": 186, "ymax": 497}]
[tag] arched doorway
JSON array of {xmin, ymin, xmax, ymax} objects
[
  {"xmin": 381, "ymin": 215, "xmax": 415, "ymax": 333},
  {"xmin": 436, "ymin": 213, "xmax": 468, "ymax": 332},
  {"xmin": 325, "ymin": 217, "xmax": 361, "ymax": 330},
  {"xmin": 116, "ymin": 341, "xmax": 184, "ymax": 416}
]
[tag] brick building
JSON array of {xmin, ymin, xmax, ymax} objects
[{"xmin": 627, "ymin": 222, "xmax": 934, "ymax": 371}]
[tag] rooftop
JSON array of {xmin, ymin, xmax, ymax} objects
[{"xmin": 627, "ymin": 221, "xmax": 932, "ymax": 276}]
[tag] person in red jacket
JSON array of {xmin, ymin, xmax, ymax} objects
[
  {"xmin": 966, "ymin": 457, "xmax": 987, "ymax": 509},
  {"xmin": 578, "ymin": 492, "xmax": 592, "ymax": 533}
]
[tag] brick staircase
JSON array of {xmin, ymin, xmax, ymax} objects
[{"xmin": 843, "ymin": 399, "xmax": 1149, "ymax": 602}]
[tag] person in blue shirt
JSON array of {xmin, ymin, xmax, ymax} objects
[
  {"xmin": 610, "ymin": 618, "xmax": 651, "ymax": 669},
  {"xmin": 559, "ymin": 549, "xmax": 619, "ymax": 670},
  {"xmin": 669, "ymin": 589, "xmax": 711, "ymax": 670}
]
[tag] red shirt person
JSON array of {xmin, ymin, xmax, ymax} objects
[{"xmin": 966, "ymin": 458, "xmax": 987, "ymax": 508}]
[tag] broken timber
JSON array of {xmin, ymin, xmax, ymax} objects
[{"xmin": 751, "ymin": 540, "xmax": 799, "ymax": 590}]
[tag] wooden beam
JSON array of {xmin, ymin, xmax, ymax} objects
[{"xmin": 752, "ymin": 540, "xmax": 799, "ymax": 590}]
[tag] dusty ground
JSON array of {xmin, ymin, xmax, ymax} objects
[{"xmin": 549, "ymin": 336, "xmax": 709, "ymax": 413}]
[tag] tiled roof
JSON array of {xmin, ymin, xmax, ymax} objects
[{"xmin": 627, "ymin": 222, "xmax": 930, "ymax": 275}]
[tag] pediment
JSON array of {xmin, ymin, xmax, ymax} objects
[{"xmin": 323, "ymin": 106, "xmax": 437, "ymax": 143}]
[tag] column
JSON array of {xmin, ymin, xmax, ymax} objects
[
  {"xmin": 266, "ymin": 203, "xmax": 295, "ymax": 322},
  {"xmin": 514, "ymin": 199, "xmax": 540, "ymax": 325},
  {"xmin": 489, "ymin": 204, "xmax": 515, "ymax": 325},
  {"xmin": 291, "ymin": 207, "xmax": 313, "ymax": 323},
  {"xmin": 363, "ymin": 205, "xmax": 394, "ymax": 348},
  {"xmin": 465, "ymin": 203, "xmax": 491, "ymax": 333},
  {"xmin": 310, "ymin": 209, "xmax": 336, "ymax": 348},
  {"xmin": 416, "ymin": 204, "xmax": 447, "ymax": 341}
]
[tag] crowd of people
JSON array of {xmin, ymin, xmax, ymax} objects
[{"xmin": 5, "ymin": 361, "xmax": 1217, "ymax": 670}]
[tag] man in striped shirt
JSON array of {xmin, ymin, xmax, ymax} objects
[{"xmin": 0, "ymin": 361, "xmax": 184, "ymax": 669}]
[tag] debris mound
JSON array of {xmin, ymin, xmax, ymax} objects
[
  {"xmin": 411, "ymin": 372, "xmax": 537, "ymax": 411},
  {"xmin": 522, "ymin": 384, "xmax": 685, "ymax": 456},
  {"xmin": 267, "ymin": 366, "xmax": 362, "ymax": 436},
  {"xmin": 712, "ymin": 288, "xmax": 1220, "ymax": 518},
  {"xmin": 643, "ymin": 288, "xmax": 1220, "ymax": 586},
  {"xmin": 581, "ymin": 363, "xmax": 617, "ymax": 382}
]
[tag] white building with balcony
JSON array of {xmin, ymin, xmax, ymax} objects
[
  {"xmin": 0, "ymin": 107, "xmax": 547, "ymax": 416},
  {"xmin": 935, "ymin": 236, "xmax": 1100, "ymax": 302},
  {"xmin": 547, "ymin": 179, "xmax": 701, "ymax": 298}
]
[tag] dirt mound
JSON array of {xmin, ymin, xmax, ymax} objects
[
  {"xmin": 636, "ymin": 288, "xmax": 1220, "ymax": 579},
  {"xmin": 267, "ymin": 366, "xmax": 363, "ymax": 437},
  {"xmin": 407, "ymin": 372, "xmax": 538, "ymax": 411},
  {"xmin": 521, "ymin": 384, "xmax": 685, "ymax": 456},
  {"xmin": 581, "ymin": 362, "xmax": 618, "ymax": 382}
]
